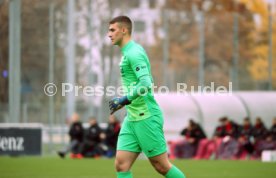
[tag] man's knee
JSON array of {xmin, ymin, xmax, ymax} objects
[
  {"xmin": 115, "ymin": 158, "xmax": 130, "ymax": 172},
  {"xmin": 151, "ymin": 159, "xmax": 171, "ymax": 175}
]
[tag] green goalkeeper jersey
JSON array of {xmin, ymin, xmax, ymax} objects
[{"xmin": 120, "ymin": 40, "xmax": 162, "ymax": 121}]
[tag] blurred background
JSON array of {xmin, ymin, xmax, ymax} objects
[{"xmin": 0, "ymin": 0, "xmax": 275, "ymax": 155}]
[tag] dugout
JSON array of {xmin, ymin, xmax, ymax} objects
[{"xmin": 155, "ymin": 92, "xmax": 276, "ymax": 139}]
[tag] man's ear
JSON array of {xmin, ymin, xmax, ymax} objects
[{"xmin": 122, "ymin": 27, "xmax": 127, "ymax": 34}]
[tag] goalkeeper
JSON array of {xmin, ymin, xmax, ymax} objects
[{"xmin": 108, "ymin": 16, "xmax": 186, "ymax": 178}]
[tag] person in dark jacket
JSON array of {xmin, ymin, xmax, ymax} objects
[
  {"xmin": 253, "ymin": 132, "xmax": 276, "ymax": 158},
  {"xmin": 252, "ymin": 117, "xmax": 268, "ymax": 141},
  {"xmin": 252, "ymin": 117, "xmax": 269, "ymax": 158},
  {"xmin": 105, "ymin": 115, "xmax": 121, "ymax": 149},
  {"xmin": 81, "ymin": 117, "xmax": 105, "ymax": 157},
  {"xmin": 216, "ymin": 117, "xmax": 240, "ymax": 159},
  {"xmin": 180, "ymin": 120, "xmax": 206, "ymax": 145},
  {"xmin": 58, "ymin": 113, "xmax": 84, "ymax": 158},
  {"xmin": 270, "ymin": 118, "xmax": 276, "ymax": 141},
  {"xmin": 236, "ymin": 117, "xmax": 254, "ymax": 159},
  {"xmin": 220, "ymin": 117, "xmax": 240, "ymax": 139},
  {"xmin": 174, "ymin": 119, "xmax": 206, "ymax": 158},
  {"xmin": 252, "ymin": 118, "xmax": 276, "ymax": 158},
  {"xmin": 102, "ymin": 115, "xmax": 121, "ymax": 157}
]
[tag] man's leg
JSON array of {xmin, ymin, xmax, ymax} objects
[
  {"xmin": 194, "ymin": 138, "xmax": 209, "ymax": 159},
  {"xmin": 115, "ymin": 150, "xmax": 140, "ymax": 178},
  {"xmin": 149, "ymin": 152, "xmax": 186, "ymax": 178},
  {"xmin": 134, "ymin": 115, "xmax": 185, "ymax": 177},
  {"xmin": 116, "ymin": 117, "xmax": 141, "ymax": 178},
  {"xmin": 58, "ymin": 140, "xmax": 79, "ymax": 158}
]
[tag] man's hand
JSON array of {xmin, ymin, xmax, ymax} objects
[{"xmin": 109, "ymin": 96, "xmax": 131, "ymax": 114}]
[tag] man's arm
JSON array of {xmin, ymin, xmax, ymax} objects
[
  {"xmin": 127, "ymin": 51, "xmax": 152, "ymax": 101},
  {"xmin": 109, "ymin": 51, "xmax": 152, "ymax": 114},
  {"xmin": 109, "ymin": 75, "xmax": 152, "ymax": 114},
  {"xmin": 127, "ymin": 74, "xmax": 152, "ymax": 101}
]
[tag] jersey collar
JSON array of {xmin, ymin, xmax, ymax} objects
[{"xmin": 121, "ymin": 40, "xmax": 135, "ymax": 54}]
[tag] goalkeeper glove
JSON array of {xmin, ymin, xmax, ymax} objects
[{"xmin": 109, "ymin": 96, "xmax": 131, "ymax": 114}]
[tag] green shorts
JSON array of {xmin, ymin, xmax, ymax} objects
[{"xmin": 117, "ymin": 114, "xmax": 167, "ymax": 158}]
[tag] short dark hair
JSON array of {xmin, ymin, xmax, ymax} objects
[
  {"xmin": 109, "ymin": 15, "xmax": 132, "ymax": 35},
  {"xmin": 219, "ymin": 116, "xmax": 228, "ymax": 122}
]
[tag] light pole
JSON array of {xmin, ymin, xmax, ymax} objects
[
  {"xmin": 66, "ymin": 0, "xmax": 76, "ymax": 118},
  {"xmin": 9, "ymin": 0, "xmax": 21, "ymax": 123},
  {"xmin": 268, "ymin": 3, "xmax": 273, "ymax": 90},
  {"xmin": 232, "ymin": 0, "xmax": 239, "ymax": 91}
]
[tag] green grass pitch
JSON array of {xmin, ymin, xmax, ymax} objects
[{"xmin": 0, "ymin": 157, "xmax": 276, "ymax": 178}]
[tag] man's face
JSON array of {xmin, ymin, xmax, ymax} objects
[
  {"xmin": 71, "ymin": 113, "xmax": 79, "ymax": 123},
  {"xmin": 243, "ymin": 120, "xmax": 250, "ymax": 126},
  {"xmin": 108, "ymin": 22, "xmax": 124, "ymax": 46},
  {"xmin": 90, "ymin": 119, "xmax": 97, "ymax": 126},
  {"xmin": 109, "ymin": 115, "xmax": 116, "ymax": 123},
  {"xmin": 256, "ymin": 119, "xmax": 261, "ymax": 125},
  {"xmin": 220, "ymin": 119, "xmax": 227, "ymax": 126}
]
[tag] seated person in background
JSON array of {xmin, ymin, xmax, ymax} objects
[
  {"xmin": 236, "ymin": 117, "xmax": 254, "ymax": 159},
  {"xmin": 171, "ymin": 119, "xmax": 206, "ymax": 159},
  {"xmin": 253, "ymin": 117, "xmax": 267, "ymax": 141},
  {"xmin": 81, "ymin": 117, "xmax": 105, "ymax": 157},
  {"xmin": 194, "ymin": 116, "xmax": 239, "ymax": 160},
  {"xmin": 216, "ymin": 117, "xmax": 240, "ymax": 159},
  {"xmin": 58, "ymin": 113, "xmax": 84, "ymax": 158},
  {"xmin": 103, "ymin": 115, "xmax": 121, "ymax": 157},
  {"xmin": 252, "ymin": 117, "xmax": 268, "ymax": 158},
  {"xmin": 220, "ymin": 117, "xmax": 240, "ymax": 139},
  {"xmin": 252, "ymin": 117, "xmax": 268, "ymax": 141},
  {"xmin": 270, "ymin": 118, "xmax": 276, "ymax": 141},
  {"xmin": 254, "ymin": 132, "xmax": 276, "ymax": 157},
  {"xmin": 252, "ymin": 118, "xmax": 276, "ymax": 158}
]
